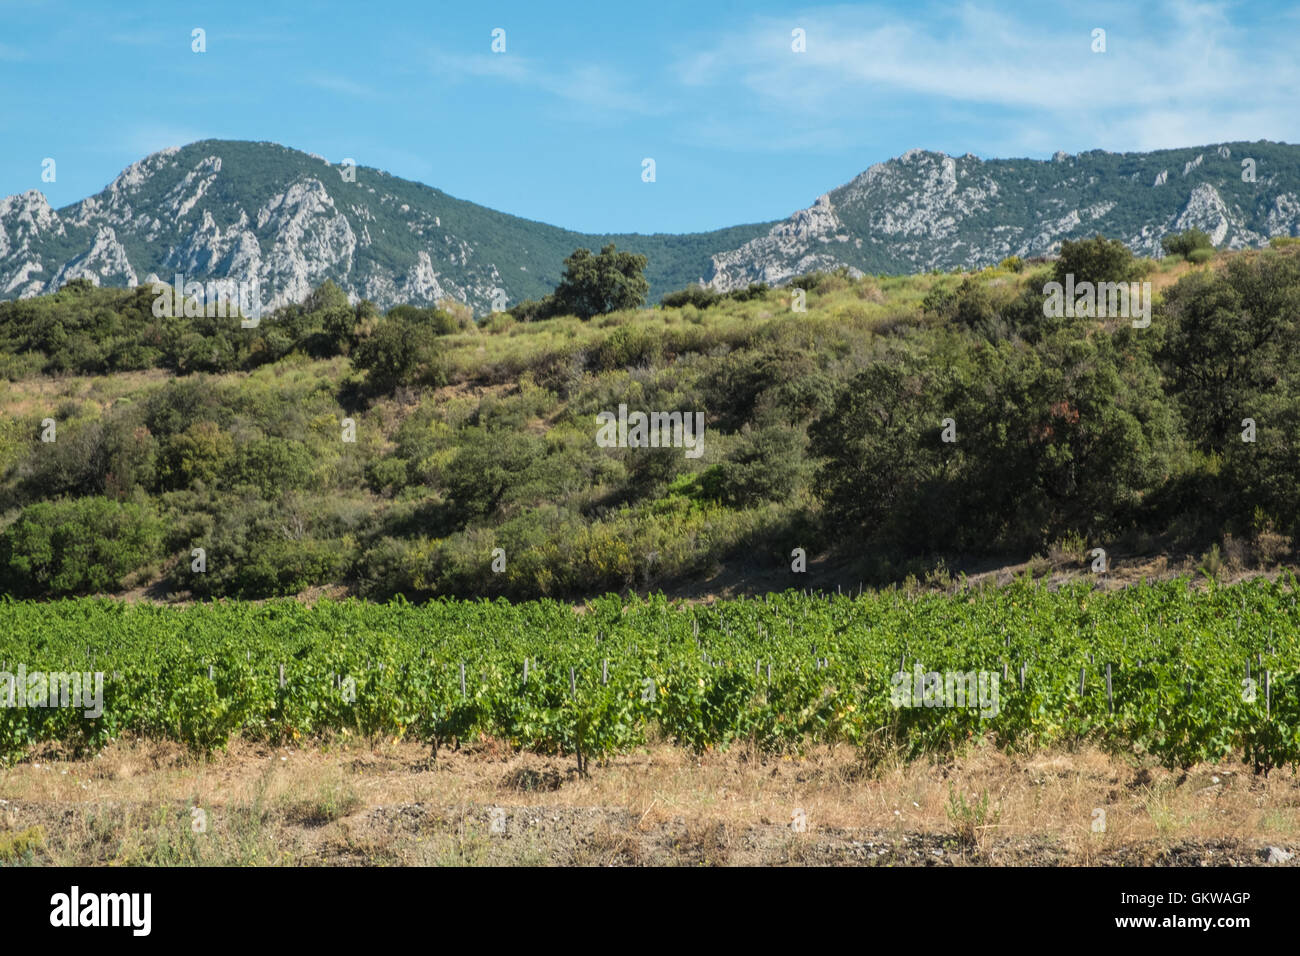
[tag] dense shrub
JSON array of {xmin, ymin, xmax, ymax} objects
[
  {"xmin": 725, "ymin": 282, "xmax": 770, "ymax": 302},
  {"xmin": 441, "ymin": 429, "xmax": 549, "ymax": 524},
  {"xmin": 158, "ymin": 421, "xmax": 235, "ymax": 491},
  {"xmin": 714, "ymin": 425, "xmax": 805, "ymax": 506},
  {"xmin": 232, "ymin": 438, "xmax": 319, "ymax": 496},
  {"xmin": 661, "ymin": 284, "xmax": 722, "ymax": 309},
  {"xmin": 0, "ymin": 497, "xmax": 163, "ymax": 596},
  {"xmin": 178, "ymin": 497, "xmax": 346, "ymax": 598},
  {"xmin": 1161, "ymin": 252, "xmax": 1300, "ymax": 450},
  {"xmin": 386, "ymin": 304, "xmax": 460, "ymax": 336}
]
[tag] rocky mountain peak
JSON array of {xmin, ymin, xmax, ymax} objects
[{"xmin": 1, "ymin": 139, "xmax": 1298, "ymax": 310}]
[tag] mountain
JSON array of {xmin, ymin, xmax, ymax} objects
[
  {"xmin": 0, "ymin": 140, "xmax": 771, "ymax": 314},
  {"xmin": 2, "ymin": 139, "xmax": 1299, "ymax": 312},
  {"xmin": 708, "ymin": 143, "xmax": 1300, "ymax": 289}
]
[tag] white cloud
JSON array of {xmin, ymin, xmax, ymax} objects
[{"xmin": 673, "ymin": 1, "xmax": 1300, "ymax": 153}]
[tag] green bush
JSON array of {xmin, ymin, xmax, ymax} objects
[
  {"xmin": 229, "ymin": 537, "xmax": 345, "ymax": 597},
  {"xmin": 352, "ymin": 316, "xmax": 448, "ymax": 392},
  {"xmin": 353, "ymin": 319, "xmax": 423, "ymax": 392},
  {"xmin": 158, "ymin": 421, "xmax": 235, "ymax": 491},
  {"xmin": 179, "ymin": 497, "xmax": 348, "ymax": 598},
  {"xmin": 1160, "ymin": 252, "xmax": 1300, "ymax": 450},
  {"xmin": 233, "ymin": 438, "xmax": 319, "ymax": 496},
  {"xmin": 0, "ymin": 497, "xmax": 163, "ymax": 596},
  {"xmin": 386, "ymin": 304, "xmax": 459, "ymax": 336},
  {"xmin": 661, "ymin": 284, "xmax": 721, "ymax": 309},
  {"xmin": 589, "ymin": 325, "xmax": 662, "ymax": 370},
  {"xmin": 953, "ymin": 277, "xmax": 997, "ymax": 330},
  {"xmin": 508, "ymin": 296, "xmax": 558, "ymax": 322},
  {"xmin": 715, "ymin": 425, "xmax": 805, "ymax": 506},
  {"xmin": 920, "ymin": 283, "xmax": 958, "ymax": 320},
  {"xmin": 16, "ymin": 423, "xmax": 105, "ymax": 500},
  {"xmin": 15, "ymin": 415, "xmax": 158, "ymax": 503},
  {"xmin": 725, "ymin": 282, "xmax": 770, "ymax": 302},
  {"xmin": 365, "ymin": 457, "xmax": 411, "ymax": 496},
  {"xmin": 790, "ymin": 267, "xmax": 854, "ymax": 294},
  {"xmin": 442, "ymin": 429, "xmax": 549, "ymax": 524}
]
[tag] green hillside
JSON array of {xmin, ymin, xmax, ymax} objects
[{"xmin": 2, "ymin": 237, "xmax": 1300, "ymax": 602}]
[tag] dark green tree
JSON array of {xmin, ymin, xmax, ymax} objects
[
  {"xmin": 443, "ymin": 429, "xmax": 548, "ymax": 523},
  {"xmin": 304, "ymin": 279, "xmax": 358, "ymax": 352},
  {"xmin": 352, "ymin": 316, "xmax": 444, "ymax": 392},
  {"xmin": 1160, "ymin": 252, "xmax": 1300, "ymax": 450},
  {"xmin": 1161, "ymin": 228, "xmax": 1214, "ymax": 258},
  {"xmin": 552, "ymin": 244, "xmax": 649, "ymax": 320},
  {"xmin": 1053, "ymin": 234, "xmax": 1140, "ymax": 286},
  {"xmin": 809, "ymin": 357, "xmax": 955, "ymax": 545},
  {"xmin": 715, "ymin": 424, "xmax": 805, "ymax": 506}
]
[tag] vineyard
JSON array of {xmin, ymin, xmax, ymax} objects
[{"xmin": 1, "ymin": 577, "xmax": 1299, "ymax": 773}]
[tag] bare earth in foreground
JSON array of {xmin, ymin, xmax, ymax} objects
[{"xmin": 2, "ymin": 737, "xmax": 1299, "ymax": 866}]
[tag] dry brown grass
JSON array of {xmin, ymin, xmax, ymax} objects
[{"xmin": 2, "ymin": 736, "xmax": 1299, "ymax": 865}]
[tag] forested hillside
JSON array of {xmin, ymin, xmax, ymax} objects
[{"xmin": 2, "ymin": 236, "xmax": 1299, "ymax": 602}]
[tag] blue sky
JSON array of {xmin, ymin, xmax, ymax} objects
[{"xmin": 2, "ymin": 0, "xmax": 1297, "ymax": 233}]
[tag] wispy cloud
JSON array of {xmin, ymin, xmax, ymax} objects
[
  {"xmin": 672, "ymin": 1, "xmax": 1300, "ymax": 153},
  {"xmin": 431, "ymin": 51, "xmax": 670, "ymax": 117}
]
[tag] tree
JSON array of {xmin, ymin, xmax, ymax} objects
[
  {"xmin": 304, "ymin": 279, "xmax": 350, "ymax": 315},
  {"xmin": 660, "ymin": 284, "xmax": 721, "ymax": 309},
  {"xmin": 1161, "ymin": 252, "xmax": 1300, "ymax": 450},
  {"xmin": 1221, "ymin": 387, "xmax": 1300, "ymax": 537},
  {"xmin": 158, "ymin": 421, "xmax": 234, "ymax": 491},
  {"xmin": 953, "ymin": 277, "xmax": 997, "ymax": 330},
  {"xmin": 352, "ymin": 316, "xmax": 445, "ymax": 393},
  {"xmin": 233, "ymin": 437, "xmax": 318, "ymax": 496},
  {"xmin": 808, "ymin": 357, "xmax": 954, "ymax": 546},
  {"xmin": 386, "ymin": 304, "xmax": 459, "ymax": 335},
  {"xmin": 508, "ymin": 296, "xmax": 558, "ymax": 322},
  {"xmin": 1162, "ymin": 228, "xmax": 1214, "ymax": 258},
  {"xmin": 1053, "ymin": 235, "xmax": 1139, "ymax": 286},
  {"xmin": 552, "ymin": 244, "xmax": 649, "ymax": 320},
  {"xmin": 715, "ymin": 424, "xmax": 805, "ymax": 506},
  {"xmin": 304, "ymin": 279, "xmax": 358, "ymax": 352}
]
